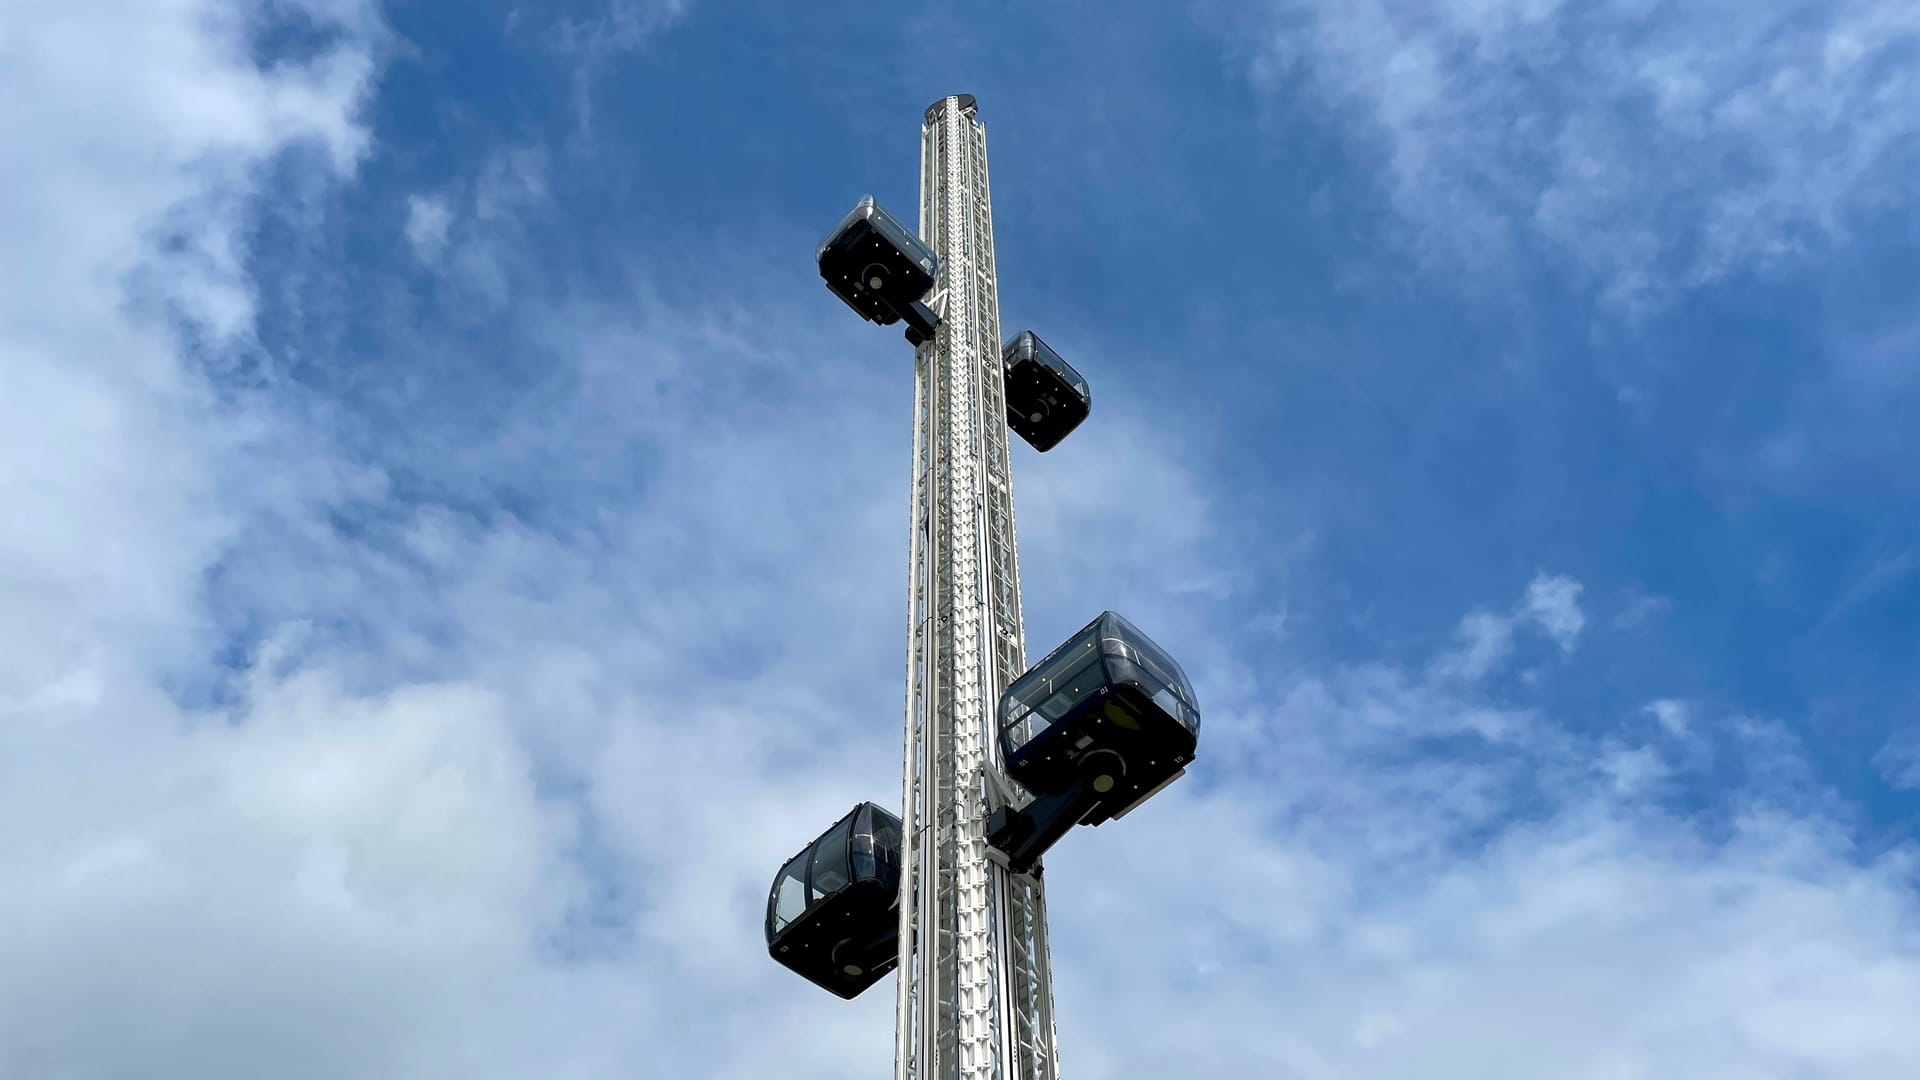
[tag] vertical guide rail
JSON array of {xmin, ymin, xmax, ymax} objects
[
  {"xmin": 969, "ymin": 115, "xmax": 1061, "ymax": 1080},
  {"xmin": 938, "ymin": 92, "xmax": 996, "ymax": 1080},
  {"xmin": 894, "ymin": 197, "xmax": 932, "ymax": 1080},
  {"xmin": 897, "ymin": 93, "xmax": 1060, "ymax": 1080}
]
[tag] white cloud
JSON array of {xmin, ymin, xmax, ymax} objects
[
  {"xmin": 1524, "ymin": 572, "xmax": 1585, "ymax": 651},
  {"xmin": 533, "ymin": 0, "xmax": 692, "ymax": 135},
  {"xmin": 1596, "ymin": 742, "xmax": 1671, "ymax": 796},
  {"xmin": 400, "ymin": 147, "xmax": 549, "ymax": 299},
  {"xmin": 0, "ymin": 0, "xmax": 381, "ymax": 709},
  {"xmin": 1239, "ymin": 0, "xmax": 1920, "ymax": 310},
  {"xmin": 0, "ymin": 12, "xmax": 921, "ymax": 1053},
  {"xmin": 473, "ymin": 146, "xmax": 549, "ymax": 222},
  {"xmin": 1613, "ymin": 589, "xmax": 1672, "ymax": 630},
  {"xmin": 0, "ymin": 668, "xmax": 578, "ymax": 1078},
  {"xmin": 0, "ymin": 3, "xmax": 589, "ymax": 1076},
  {"xmin": 1045, "ymin": 621, "xmax": 1920, "ymax": 1079},
  {"xmin": 1645, "ymin": 698, "xmax": 1691, "ymax": 739},
  {"xmin": 1433, "ymin": 571, "xmax": 1587, "ymax": 681},
  {"xmin": 2, "ymin": 0, "xmax": 377, "ymax": 343},
  {"xmin": 546, "ymin": 0, "xmax": 689, "ymax": 56},
  {"xmin": 404, "ymin": 194, "xmax": 454, "ymax": 264},
  {"xmin": 1435, "ymin": 610, "xmax": 1518, "ymax": 682},
  {"xmin": 1875, "ymin": 727, "xmax": 1920, "ymax": 791}
]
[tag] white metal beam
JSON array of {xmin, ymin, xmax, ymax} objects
[{"xmin": 895, "ymin": 94, "xmax": 1060, "ymax": 1080}]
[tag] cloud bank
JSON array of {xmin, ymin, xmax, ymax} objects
[{"xmin": 1239, "ymin": 0, "xmax": 1920, "ymax": 310}]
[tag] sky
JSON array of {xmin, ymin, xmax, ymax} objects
[{"xmin": 2, "ymin": 0, "xmax": 1917, "ymax": 1076}]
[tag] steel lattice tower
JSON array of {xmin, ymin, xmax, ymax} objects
[{"xmin": 893, "ymin": 94, "xmax": 1061, "ymax": 1080}]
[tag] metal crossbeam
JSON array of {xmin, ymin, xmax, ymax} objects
[{"xmin": 894, "ymin": 95, "xmax": 1060, "ymax": 1080}]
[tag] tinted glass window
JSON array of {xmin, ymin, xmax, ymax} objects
[
  {"xmin": 772, "ymin": 858, "xmax": 808, "ymax": 935},
  {"xmin": 1002, "ymin": 694, "xmax": 1031, "ymax": 728},
  {"xmin": 1004, "ymin": 623, "xmax": 1108, "ymax": 748},
  {"xmin": 1151, "ymin": 686, "xmax": 1185, "ymax": 724},
  {"xmin": 1004, "ymin": 711, "xmax": 1041, "ymax": 753},
  {"xmin": 1061, "ymin": 649, "xmax": 1107, "ymax": 696},
  {"xmin": 1140, "ymin": 644, "xmax": 1188, "ymax": 697},
  {"xmin": 1023, "ymin": 335, "xmax": 1083, "ymax": 392},
  {"xmin": 1108, "ymin": 639, "xmax": 1177, "ymax": 696},
  {"xmin": 810, "ymin": 822, "xmax": 852, "ymax": 902},
  {"xmin": 1034, "ymin": 640, "xmax": 1101, "ymax": 697},
  {"xmin": 852, "ymin": 843, "xmax": 877, "ymax": 884},
  {"xmin": 873, "ymin": 814, "xmax": 901, "ymax": 866},
  {"xmin": 1101, "ymin": 615, "xmax": 1196, "ymax": 706},
  {"xmin": 851, "ymin": 808, "xmax": 877, "ymax": 882},
  {"xmin": 1038, "ymin": 690, "xmax": 1079, "ymax": 721},
  {"xmin": 1007, "ymin": 658, "xmax": 1103, "ymax": 754}
]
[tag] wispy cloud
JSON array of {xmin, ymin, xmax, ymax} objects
[
  {"xmin": 524, "ymin": 0, "xmax": 691, "ymax": 136},
  {"xmin": 1235, "ymin": 0, "xmax": 1920, "ymax": 312},
  {"xmin": 1876, "ymin": 727, "xmax": 1920, "ymax": 791},
  {"xmin": 1432, "ymin": 572, "xmax": 1586, "ymax": 682},
  {"xmin": 404, "ymin": 194, "xmax": 454, "ymax": 264},
  {"xmin": 1523, "ymin": 573, "xmax": 1585, "ymax": 650},
  {"xmin": 1, "ymin": 0, "xmax": 382, "ymax": 702},
  {"xmin": 400, "ymin": 146, "xmax": 550, "ymax": 300},
  {"xmin": 1048, "ymin": 590, "xmax": 1920, "ymax": 1078},
  {"xmin": 1645, "ymin": 698, "xmax": 1691, "ymax": 739},
  {"xmin": 0, "ymin": 2, "xmax": 928, "ymax": 1054}
]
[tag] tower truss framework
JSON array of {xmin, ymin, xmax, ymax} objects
[{"xmin": 893, "ymin": 94, "xmax": 1061, "ymax": 1080}]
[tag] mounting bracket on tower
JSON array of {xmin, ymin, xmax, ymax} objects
[
  {"xmin": 984, "ymin": 760, "xmax": 1032, "ymax": 815},
  {"xmin": 901, "ymin": 299, "xmax": 940, "ymax": 346}
]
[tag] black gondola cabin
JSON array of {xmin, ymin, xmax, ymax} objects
[
  {"xmin": 1003, "ymin": 331, "xmax": 1090, "ymax": 452},
  {"xmin": 766, "ymin": 802, "xmax": 903, "ymax": 999},
  {"xmin": 999, "ymin": 612, "xmax": 1200, "ymax": 827},
  {"xmin": 817, "ymin": 196, "xmax": 941, "ymax": 343}
]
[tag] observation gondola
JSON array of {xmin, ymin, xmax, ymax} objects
[
  {"xmin": 1003, "ymin": 331, "xmax": 1090, "ymax": 451},
  {"xmin": 817, "ymin": 196, "xmax": 942, "ymax": 345},
  {"xmin": 987, "ymin": 611, "xmax": 1201, "ymax": 873},
  {"xmin": 766, "ymin": 802, "xmax": 904, "ymax": 999}
]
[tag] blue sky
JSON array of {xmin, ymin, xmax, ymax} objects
[{"xmin": 3, "ymin": 0, "xmax": 1917, "ymax": 1076}]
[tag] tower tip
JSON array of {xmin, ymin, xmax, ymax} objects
[{"xmin": 923, "ymin": 93, "xmax": 979, "ymax": 123}]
